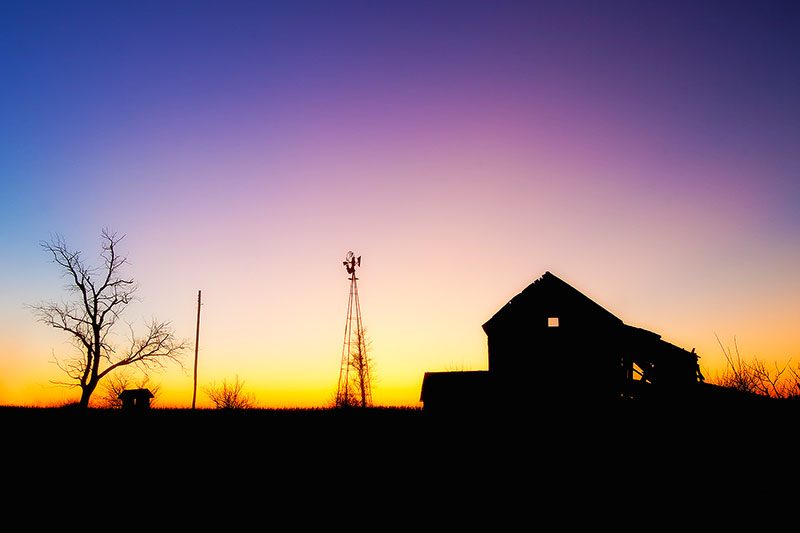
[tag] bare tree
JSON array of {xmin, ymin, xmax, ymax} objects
[
  {"xmin": 204, "ymin": 376, "xmax": 256, "ymax": 409},
  {"xmin": 336, "ymin": 328, "xmax": 375, "ymax": 408},
  {"xmin": 352, "ymin": 328, "xmax": 375, "ymax": 407},
  {"xmin": 30, "ymin": 229, "xmax": 186, "ymax": 408}
]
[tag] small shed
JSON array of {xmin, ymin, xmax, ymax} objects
[{"xmin": 118, "ymin": 388, "xmax": 154, "ymax": 410}]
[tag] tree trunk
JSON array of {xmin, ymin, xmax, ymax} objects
[{"xmin": 79, "ymin": 381, "xmax": 97, "ymax": 408}]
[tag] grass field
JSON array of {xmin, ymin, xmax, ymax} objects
[
  {"xmin": 4, "ymin": 398, "xmax": 795, "ymax": 454},
  {"xmin": 2, "ymin": 401, "xmax": 795, "ymax": 515}
]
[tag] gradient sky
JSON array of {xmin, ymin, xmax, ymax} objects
[{"xmin": 1, "ymin": 1, "xmax": 799, "ymax": 407}]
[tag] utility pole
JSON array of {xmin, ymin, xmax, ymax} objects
[{"xmin": 192, "ymin": 290, "xmax": 201, "ymax": 409}]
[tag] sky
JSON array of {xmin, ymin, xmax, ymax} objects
[{"xmin": 1, "ymin": 0, "xmax": 799, "ymax": 407}]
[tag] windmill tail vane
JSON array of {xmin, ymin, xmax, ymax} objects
[{"xmin": 343, "ymin": 251, "xmax": 361, "ymax": 275}]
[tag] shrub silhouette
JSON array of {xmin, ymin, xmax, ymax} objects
[
  {"xmin": 712, "ymin": 335, "xmax": 800, "ymax": 399},
  {"xmin": 204, "ymin": 376, "xmax": 256, "ymax": 409}
]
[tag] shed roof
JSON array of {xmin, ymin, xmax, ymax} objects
[{"xmin": 118, "ymin": 388, "xmax": 154, "ymax": 399}]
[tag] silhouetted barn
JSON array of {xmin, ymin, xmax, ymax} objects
[
  {"xmin": 118, "ymin": 388, "xmax": 154, "ymax": 410},
  {"xmin": 421, "ymin": 272, "xmax": 703, "ymax": 410}
]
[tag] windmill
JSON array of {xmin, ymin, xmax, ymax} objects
[{"xmin": 336, "ymin": 251, "xmax": 373, "ymax": 407}]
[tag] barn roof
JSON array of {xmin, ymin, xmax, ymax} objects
[
  {"xmin": 481, "ymin": 271, "xmax": 699, "ymax": 365},
  {"xmin": 482, "ymin": 271, "xmax": 622, "ymax": 334}
]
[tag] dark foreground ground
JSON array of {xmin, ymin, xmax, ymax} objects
[
  {"xmin": 4, "ymin": 399, "xmax": 795, "ymax": 458},
  {"xmin": 3, "ymin": 401, "xmax": 795, "ymax": 520}
]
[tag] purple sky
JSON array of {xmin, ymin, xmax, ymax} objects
[{"xmin": 1, "ymin": 1, "xmax": 799, "ymax": 406}]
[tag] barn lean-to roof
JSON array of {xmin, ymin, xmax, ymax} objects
[{"xmin": 419, "ymin": 371, "xmax": 491, "ymax": 403}]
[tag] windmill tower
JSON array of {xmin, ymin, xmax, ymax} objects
[{"xmin": 336, "ymin": 251, "xmax": 373, "ymax": 407}]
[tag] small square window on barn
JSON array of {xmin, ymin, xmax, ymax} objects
[{"xmin": 548, "ymin": 317, "xmax": 559, "ymax": 327}]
